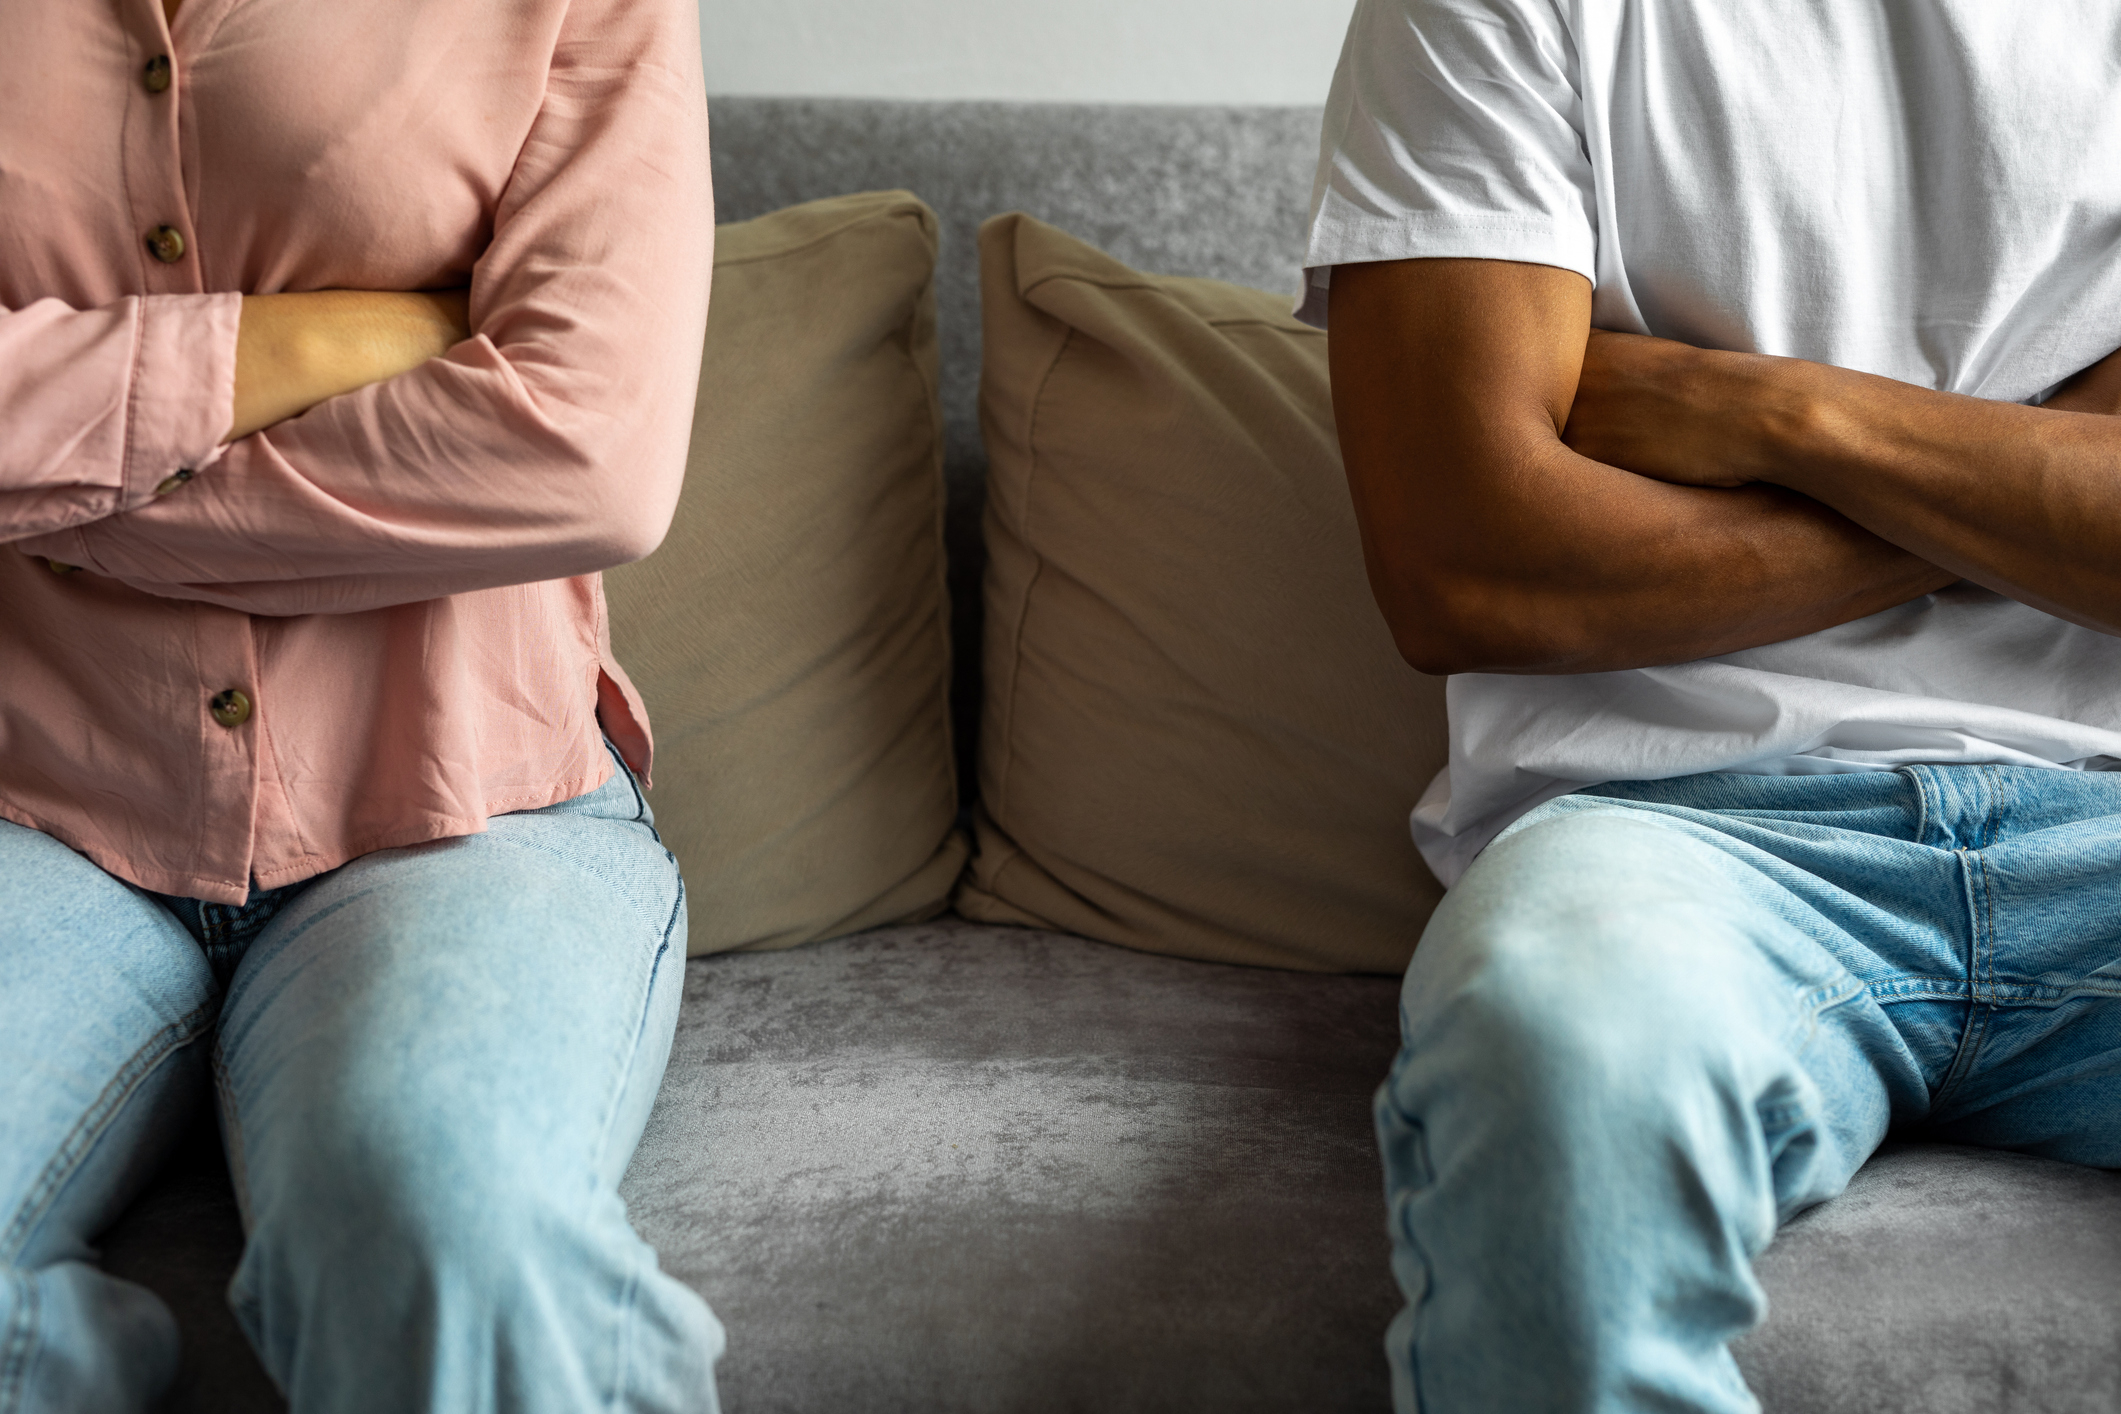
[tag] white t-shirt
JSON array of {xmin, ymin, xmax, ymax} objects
[{"xmin": 1302, "ymin": 0, "xmax": 2121, "ymax": 886}]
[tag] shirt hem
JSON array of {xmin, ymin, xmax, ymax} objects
[{"xmin": 0, "ymin": 760, "xmax": 614, "ymax": 907}]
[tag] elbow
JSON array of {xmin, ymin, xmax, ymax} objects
[
  {"xmin": 1381, "ymin": 599, "xmax": 1499, "ymax": 678},
  {"xmin": 583, "ymin": 495, "xmax": 674, "ymax": 570},
  {"xmin": 1388, "ymin": 621, "xmax": 1480, "ymax": 678},
  {"xmin": 506, "ymin": 360, "xmax": 689, "ymax": 572},
  {"xmin": 1369, "ymin": 560, "xmax": 1581, "ymax": 677},
  {"xmin": 560, "ymin": 435, "xmax": 681, "ymax": 571}
]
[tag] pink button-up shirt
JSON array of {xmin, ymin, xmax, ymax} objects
[{"xmin": 0, "ymin": 0, "xmax": 713, "ymax": 903}]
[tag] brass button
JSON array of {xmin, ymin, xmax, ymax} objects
[
  {"xmin": 46, "ymin": 560, "xmax": 79, "ymax": 575},
  {"xmin": 146, "ymin": 225, "xmax": 186, "ymax": 264},
  {"xmin": 155, "ymin": 468, "xmax": 195, "ymax": 496},
  {"xmin": 143, "ymin": 55, "xmax": 172, "ymax": 93},
  {"xmin": 209, "ymin": 689, "xmax": 252, "ymax": 728}
]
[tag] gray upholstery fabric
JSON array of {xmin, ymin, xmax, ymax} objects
[
  {"xmin": 104, "ymin": 923, "xmax": 2121, "ymax": 1414},
  {"xmin": 1736, "ymin": 1143, "xmax": 2121, "ymax": 1412},
  {"xmin": 707, "ymin": 98, "xmax": 1325, "ymax": 793},
  {"xmin": 627, "ymin": 922, "xmax": 1402, "ymax": 1414}
]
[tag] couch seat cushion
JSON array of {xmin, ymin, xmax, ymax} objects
[{"xmin": 101, "ymin": 920, "xmax": 2121, "ymax": 1412}]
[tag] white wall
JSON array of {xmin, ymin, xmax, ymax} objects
[{"xmin": 698, "ymin": 0, "xmax": 1354, "ymax": 106}]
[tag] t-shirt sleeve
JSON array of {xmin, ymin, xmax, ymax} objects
[{"xmin": 1298, "ymin": 0, "xmax": 1597, "ymax": 326}]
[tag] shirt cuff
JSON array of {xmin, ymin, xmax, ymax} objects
[
  {"xmin": 120, "ymin": 292, "xmax": 242, "ymax": 512},
  {"xmin": 1297, "ymin": 198, "xmax": 1601, "ymax": 331}
]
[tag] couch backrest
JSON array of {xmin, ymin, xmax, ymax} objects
[{"xmin": 707, "ymin": 97, "xmax": 1327, "ymax": 797}]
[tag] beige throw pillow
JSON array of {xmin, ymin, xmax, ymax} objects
[
  {"xmin": 606, "ymin": 191, "xmax": 967, "ymax": 955},
  {"xmin": 957, "ymin": 214, "xmax": 1448, "ymax": 974}
]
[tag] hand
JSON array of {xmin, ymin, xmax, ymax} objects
[
  {"xmin": 2043, "ymin": 345, "xmax": 2121, "ymax": 416},
  {"xmin": 1562, "ymin": 330, "xmax": 1804, "ymax": 489},
  {"xmin": 229, "ymin": 290, "xmax": 470, "ymax": 441}
]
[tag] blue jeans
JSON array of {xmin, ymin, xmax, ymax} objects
[
  {"xmin": 1381, "ymin": 765, "xmax": 2121, "ymax": 1414},
  {"xmin": 0, "ymin": 744, "xmax": 721, "ymax": 1413}
]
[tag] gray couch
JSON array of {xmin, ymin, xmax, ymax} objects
[{"xmin": 108, "ymin": 98, "xmax": 2121, "ymax": 1414}]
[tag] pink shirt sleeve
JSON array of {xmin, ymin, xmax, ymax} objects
[
  {"xmin": 18, "ymin": 0, "xmax": 712, "ymax": 614},
  {"xmin": 0, "ymin": 292, "xmax": 239, "ymax": 543}
]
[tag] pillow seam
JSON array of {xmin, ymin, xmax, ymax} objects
[
  {"xmin": 715, "ymin": 198, "xmax": 932, "ymax": 271},
  {"xmin": 989, "ymin": 323, "xmax": 1076, "ymax": 826},
  {"xmin": 904, "ymin": 254, "xmax": 961, "ymax": 829},
  {"xmin": 1018, "ymin": 271, "xmax": 1318, "ymax": 336}
]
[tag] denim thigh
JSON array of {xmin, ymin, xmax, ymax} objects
[
  {"xmin": 0, "ymin": 818, "xmax": 214, "ymax": 1412},
  {"xmin": 1572, "ymin": 765, "xmax": 2121, "ymax": 1161},
  {"xmin": 0, "ymin": 820, "xmax": 214, "ymax": 1268},
  {"xmin": 208, "ymin": 750, "xmax": 717, "ymax": 1412}
]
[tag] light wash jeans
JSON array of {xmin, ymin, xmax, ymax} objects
[
  {"xmin": 1381, "ymin": 764, "xmax": 2121, "ymax": 1414},
  {"xmin": 0, "ymin": 742, "xmax": 721, "ymax": 1413}
]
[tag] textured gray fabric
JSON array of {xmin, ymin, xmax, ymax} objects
[
  {"xmin": 707, "ymin": 98, "xmax": 1325, "ymax": 793},
  {"xmin": 625, "ymin": 920, "xmax": 1403, "ymax": 1414},
  {"xmin": 102, "ymin": 923, "xmax": 2121, "ymax": 1413},
  {"xmin": 1735, "ymin": 1142, "xmax": 2121, "ymax": 1413}
]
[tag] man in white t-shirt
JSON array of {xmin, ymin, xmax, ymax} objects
[{"xmin": 1305, "ymin": 1, "xmax": 2121, "ymax": 1408}]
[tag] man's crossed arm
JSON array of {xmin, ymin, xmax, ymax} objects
[{"xmin": 1329, "ymin": 258, "xmax": 2121, "ymax": 676}]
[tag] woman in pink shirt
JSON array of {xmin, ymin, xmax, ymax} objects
[{"xmin": 0, "ymin": 0, "xmax": 720, "ymax": 1408}]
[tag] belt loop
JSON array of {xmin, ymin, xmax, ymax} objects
[
  {"xmin": 1979, "ymin": 764, "xmax": 2008, "ymax": 850},
  {"xmin": 1899, "ymin": 764, "xmax": 1944, "ymax": 849}
]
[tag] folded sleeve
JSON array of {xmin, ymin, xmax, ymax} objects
[
  {"xmin": 0, "ymin": 292, "xmax": 240, "ymax": 543},
  {"xmin": 1298, "ymin": 0, "xmax": 1597, "ymax": 326},
  {"xmin": 19, "ymin": 0, "xmax": 714, "ymax": 615}
]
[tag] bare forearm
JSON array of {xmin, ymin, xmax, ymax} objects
[
  {"xmin": 1571, "ymin": 332, "xmax": 2121, "ymax": 636},
  {"xmin": 1368, "ymin": 440, "xmax": 1951, "ymax": 674},
  {"xmin": 1762, "ymin": 362, "xmax": 2121, "ymax": 634},
  {"xmin": 229, "ymin": 290, "xmax": 468, "ymax": 441},
  {"xmin": 1326, "ymin": 258, "xmax": 1951, "ymax": 677}
]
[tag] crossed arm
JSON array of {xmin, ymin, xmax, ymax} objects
[
  {"xmin": 227, "ymin": 291, "xmax": 469, "ymax": 443},
  {"xmin": 1329, "ymin": 259, "xmax": 2121, "ymax": 676}
]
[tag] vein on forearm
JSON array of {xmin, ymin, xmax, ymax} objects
[{"xmin": 1771, "ymin": 365, "xmax": 2121, "ymax": 636}]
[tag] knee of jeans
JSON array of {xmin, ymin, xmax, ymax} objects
[
  {"xmin": 241, "ymin": 1089, "xmax": 594, "ymax": 1315},
  {"xmin": 1398, "ymin": 811, "xmax": 1785, "ymax": 1118}
]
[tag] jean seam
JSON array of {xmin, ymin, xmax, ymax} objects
[
  {"xmin": 1981, "ymin": 765, "xmax": 2006, "ymax": 850},
  {"xmin": 1932, "ymin": 849, "xmax": 1995, "ymax": 1110},
  {"xmin": 1942, "ymin": 1003, "xmax": 1998, "ymax": 1114},
  {"xmin": 0, "ymin": 1270, "xmax": 39, "ymax": 1414},
  {"xmin": 1905, "ymin": 765, "xmax": 1937, "ymax": 847},
  {"xmin": 1963, "ymin": 978, "xmax": 2121, "ymax": 1002},
  {"xmin": 1392, "ymin": 1118, "xmax": 1435, "ymax": 1414},
  {"xmin": 1865, "ymin": 978, "xmax": 1970, "ymax": 1002},
  {"xmin": 0, "ymin": 997, "xmax": 216, "ymax": 1262},
  {"xmin": 578, "ymin": 878, "xmax": 679, "ymax": 1412},
  {"xmin": 211, "ymin": 1037, "xmax": 254, "ymax": 1236},
  {"xmin": 1795, "ymin": 978, "xmax": 1866, "ymax": 1017},
  {"xmin": 1784, "ymin": 978, "xmax": 1866, "ymax": 1058},
  {"xmin": 1954, "ymin": 852, "xmax": 2003, "ymax": 1098},
  {"xmin": 588, "ymin": 874, "xmax": 684, "ymax": 1204},
  {"xmin": 606, "ymin": 1261, "xmax": 644, "ymax": 1413},
  {"xmin": 1968, "ymin": 852, "xmax": 1985, "ymax": 1004},
  {"xmin": 606, "ymin": 738, "xmax": 663, "ymax": 845}
]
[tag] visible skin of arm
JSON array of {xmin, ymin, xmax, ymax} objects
[
  {"xmin": 161, "ymin": 0, "xmax": 469, "ymax": 445},
  {"xmin": 227, "ymin": 290, "xmax": 469, "ymax": 441},
  {"xmin": 160, "ymin": 0, "xmax": 468, "ymax": 447},
  {"xmin": 1327, "ymin": 258, "xmax": 1954, "ymax": 675},
  {"xmin": 1564, "ymin": 328, "xmax": 2121, "ymax": 639}
]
